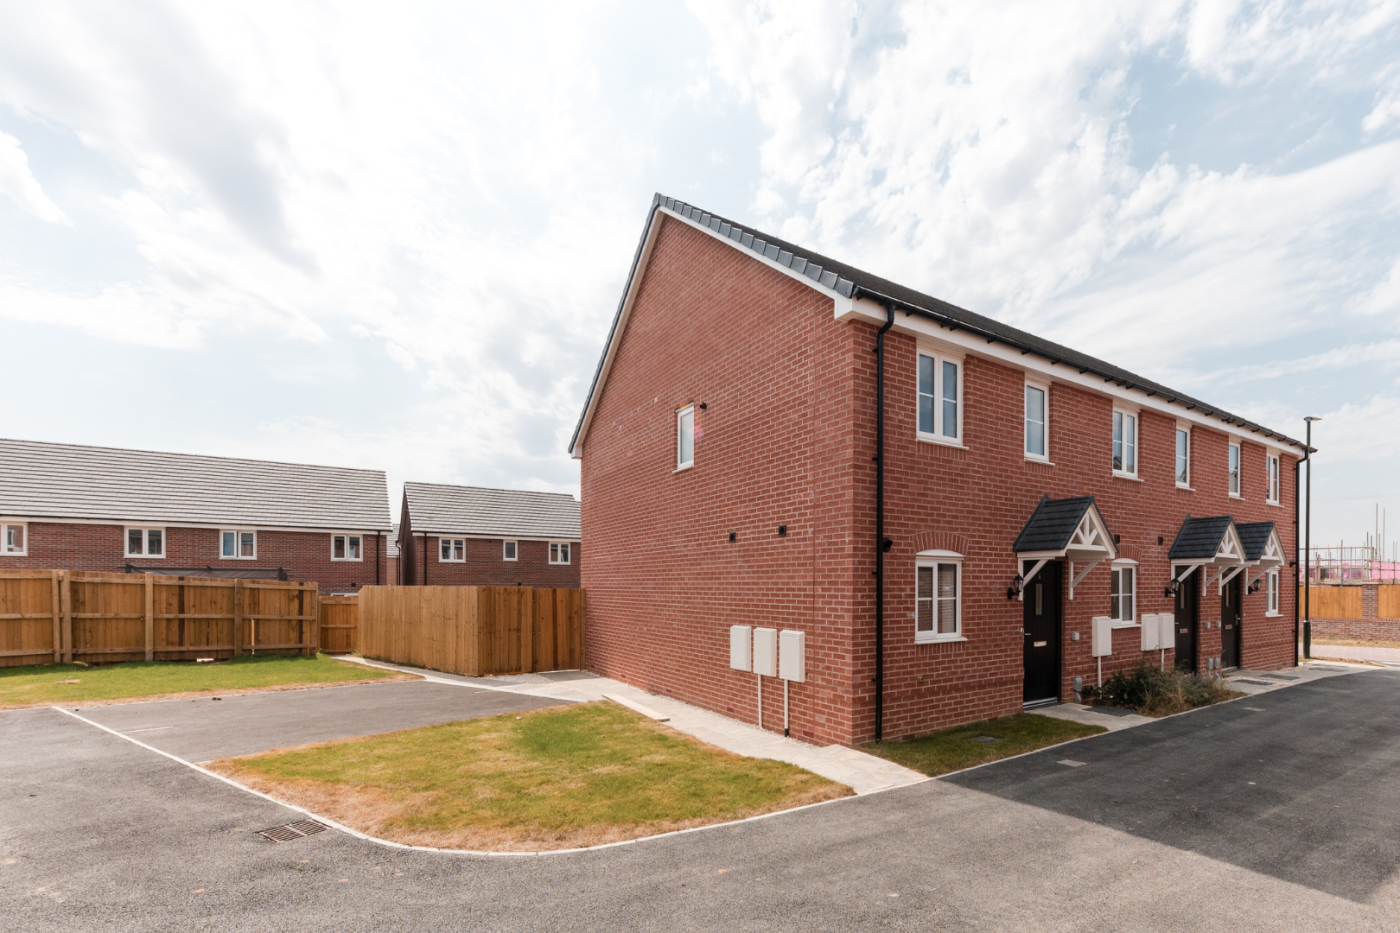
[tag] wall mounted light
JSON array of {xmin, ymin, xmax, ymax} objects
[{"xmin": 1008, "ymin": 573, "xmax": 1024, "ymax": 600}]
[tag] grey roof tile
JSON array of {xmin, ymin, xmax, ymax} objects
[
  {"xmin": 403, "ymin": 482, "xmax": 580, "ymax": 539},
  {"xmin": 387, "ymin": 522, "xmax": 400, "ymax": 557},
  {"xmin": 1169, "ymin": 515, "xmax": 1236, "ymax": 561},
  {"xmin": 1013, "ymin": 495, "xmax": 1105, "ymax": 553},
  {"xmin": 1236, "ymin": 521, "xmax": 1277, "ymax": 561},
  {"xmin": 0, "ymin": 438, "xmax": 392, "ymax": 530}
]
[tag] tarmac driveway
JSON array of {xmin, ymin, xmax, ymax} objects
[
  {"xmin": 3, "ymin": 670, "xmax": 1400, "ymax": 932},
  {"xmin": 77, "ymin": 680, "xmax": 571, "ymax": 762}
]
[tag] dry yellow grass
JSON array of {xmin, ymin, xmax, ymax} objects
[{"xmin": 211, "ymin": 701, "xmax": 851, "ymax": 851}]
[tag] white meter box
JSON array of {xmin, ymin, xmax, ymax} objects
[
  {"xmin": 729, "ymin": 625, "xmax": 752, "ymax": 672},
  {"xmin": 1140, "ymin": 613, "xmax": 1160, "ymax": 651},
  {"xmin": 778, "ymin": 629, "xmax": 805, "ymax": 682},
  {"xmin": 1091, "ymin": 616, "xmax": 1113, "ymax": 658},
  {"xmin": 752, "ymin": 627, "xmax": 778, "ymax": 677},
  {"xmin": 1159, "ymin": 613, "xmax": 1176, "ymax": 652}
]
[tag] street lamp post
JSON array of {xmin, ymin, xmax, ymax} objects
[{"xmin": 1304, "ymin": 416, "xmax": 1320, "ymax": 660}]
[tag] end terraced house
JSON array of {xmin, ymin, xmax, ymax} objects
[{"xmin": 570, "ymin": 194, "xmax": 1305, "ymax": 747}]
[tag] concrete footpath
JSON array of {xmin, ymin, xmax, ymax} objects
[
  {"xmin": 336, "ymin": 656, "xmax": 926, "ymax": 795},
  {"xmin": 1305, "ymin": 641, "xmax": 1400, "ymax": 665}
]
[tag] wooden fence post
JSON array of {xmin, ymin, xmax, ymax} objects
[
  {"xmin": 59, "ymin": 571, "xmax": 73, "ymax": 663},
  {"xmin": 232, "ymin": 578, "xmax": 243, "ymax": 657},
  {"xmin": 144, "ymin": 574, "xmax": 154, "ymax": 661},
  {"xmin": 310, "ymin": 586, "xmax": 320, "ymax": 656},
  {"xmin": 50, "ymin": 570, "xmax": 61, "ymax": 664}
]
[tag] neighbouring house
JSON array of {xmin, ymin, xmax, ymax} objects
[
  {"xmin": 570, "ymin": 194, "xmax": 1306, "ymax": 747},
  {"xmin": 388, "ymin": 522, "xmax": 401, "ymax": 584},
  {"xmin": 0, "ymin": 438, "xmax": 393, "ymax": 593},
  {"xmin": 398, "ymin": 482, "xmax": 580, "ymax": 588}
]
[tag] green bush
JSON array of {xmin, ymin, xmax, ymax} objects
[{"xmin": 1083, "ymin": 662, "xmax": 1237, "ymax": 716}]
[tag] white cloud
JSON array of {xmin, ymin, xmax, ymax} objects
[{"xmin": 0, "ymin": 130, "xmax": 67, "ymax": 223}]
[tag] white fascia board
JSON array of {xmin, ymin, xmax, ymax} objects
[
  {"xmin": 419, "ymin": 531, "xmax": 580, "ymax": 543},
  {"xmin": 879, "ymin": 303, "xmax": 1306, "ymax": 453},
  {"xmin": 4, "ymin": 515, "xmax": 391, "ymax": 535}
]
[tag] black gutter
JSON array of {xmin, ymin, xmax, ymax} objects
[{"xmin": 873, "ymin": 303, "xmax": 895, "ymax": 743}]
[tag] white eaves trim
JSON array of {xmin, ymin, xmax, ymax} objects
[
  {"xmin": 416, "ymin": 531, "xmax": 581, "ymax": 543},
  {"xmin": 1, "ymin": 515, "xmax": 388, "ymax": 536}
]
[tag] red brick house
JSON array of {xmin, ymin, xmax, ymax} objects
[
  {"xmin": 0, "ymin": 439, "xmax": 392, "ymax": 593},
  {"xmin": 570, "ymin": 194, "xmax": 1305, "ymax": 747},
  {"xmin": 398, "ymin": 482, "xmax": 580, "ymax": 588}
]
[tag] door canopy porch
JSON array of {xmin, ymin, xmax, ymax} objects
[
  {"xmin": 1168, "ymin": 515, "xmax": 1246, "ymax": 595},
  {"xmin": 1011, "ymin": 495, "xmax": 1117, "ymax": 601},
  {"xmin": 1237, "ymin": 521, "xmax": 1285, "ymax": 590}
]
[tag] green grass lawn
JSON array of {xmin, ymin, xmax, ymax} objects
[
  {"xmin": 864, "ymin": 713, "xmax": 1106, "ymax": 777},
  {"xmin": 0, "ymin": 654, "xmax": 412, "ymax": 709},
  {"xmin": 211, "ymin": 701, "xmax": 852, "ymax": 851}
]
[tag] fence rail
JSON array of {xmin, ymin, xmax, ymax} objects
[
  {"xmin": 358, "ymin": 585, "xmax": 583, "ymax": 677},
  {"xmin": 0, "ymin": 570, "xmax": 319, "ymax": 668}
]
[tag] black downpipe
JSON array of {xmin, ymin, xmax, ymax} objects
[
  {"xmin": 1293, "ymin": 458, "xmax": 1300, "ymax": 667},
  {"xmin": 874, "ymin": 303, "xmax": 895, "ymax": 743}
]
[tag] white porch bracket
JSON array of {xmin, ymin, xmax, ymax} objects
[
  {"xmin": 1017, "ymin": 559, "xmax": 1050, "ymax": 602},
  {"xmin": 1068, "ymin": 558, "xmax": 1105, "ymax": 601},
  {"xmin": 1245, "ymin": 567, "xmax": 1267, "ymax": 591}
]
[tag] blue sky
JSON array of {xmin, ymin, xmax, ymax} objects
[{"xmin": 0, "ymin": 1, "xmax": 1398, "ymax": 550}]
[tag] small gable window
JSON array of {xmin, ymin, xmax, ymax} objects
[
  {"xmin": 503, "ymin": 540, "xmax": 518, "ymax": 561},
  {"xmin": 331, "ymin": 534, "xmax": 363, "ymax": 561},
  {"xmin": 125, "ymin": 527, "xmax": 165, "ymax": 558},
  {"xmin": 550, "ymin": 542, "xmax": 571, "ymax": 565},
  {"xmin": 221, "ymin": 530, "xmax": 257, "ymax": 560},
  {"xmin": 439, "ymin": 538, "xmax": 465, "ymax": 562}
]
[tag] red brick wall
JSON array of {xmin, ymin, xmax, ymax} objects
[
  {"xmin": 580, "ymin": 214, "xmax": 1300, "ymax": 747},
  {"xmin": 1311, "ymin": 617, "xmax": 1400, "ymax": 641},
  {"xmin": 0, "ymin": 522, "xmax": 389, "ymax": 592},
  {"xmin": 401, "ymin": 536, "xmax": 580, "ymax": 588}
]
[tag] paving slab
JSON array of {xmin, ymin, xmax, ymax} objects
[{"xmin": 76, "ymin": 679, "xmax": 569, "ymax": 762}]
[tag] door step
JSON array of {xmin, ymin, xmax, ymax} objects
[{"xmin": 1022, "ymin": 697, "xmax": 1060, "ymax": 710}]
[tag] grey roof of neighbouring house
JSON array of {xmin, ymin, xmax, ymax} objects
[
  {"xmin": 1013, "ymin": 495, "xmax": 1106, "ymax": 553},
  {"xmin": 403, "ymin": 482, "xmax": 581, "ymax": 540},
  {"xmin": 388, "ymin": 522, "xmax": 400, "ymax": 557},
  {"xmin": 0, "ymin": 438, "xmax": 392, "ymax": 531},
  {"xmin": 1236, "ymin": 521, "xmax": 1278, "ymax": 561},
  {"xmin": 1168, "ymin": 515, "xmax": 1237, "ymax": 561},
  {"xmin": 571, "ymin": 194, "xmax": 1308, "ymax": 455}
]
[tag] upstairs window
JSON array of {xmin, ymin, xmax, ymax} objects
[
  {"xmin": 1113, "ymin": 410, "xmax": 1137, "ymax": 476},
  {"xmin": 550, "ymin": 542, "xmax": 571, "ymax": 565},
  {"xmin": 2, "ymin": 522, "xmax": 26, "ymax": 556},
  {"xmin": 125, "ymin": 527, "xmax": 165, "ymax": 558},
  {"xmin": 1110, "ymin": 561, "xmax": 1136, "ymax": 625},
  {"xmin": 503, "ymin": 540, "xmax": 518, "ymax": 561},
  {"xmin": 1024, "ymin": 382, "xmax": 1048, "ymax": 460},
  {"xmin": 331, "ymin": 534, "xmax": 363, "ymax": 561},
  {"xmin": 221, "ymin": 530, "xmax": 257, "ymax": 560},
  {"xmin": 439, "ymin": 538, "xmax": 465, "ymax": 562},
  {"xmin": 1229, "ymin": 443, "xmax": 1242, "ymax": 497},
  {"xmin": 1175, "ymin": 427, "xmax": 1191, "ymax": 487},
  {"xmin": 917, "ymin": 352, "xmax": 961, "ymax": 442},
  {"xmin": 1267, "ymin": 454, "xmax": 1280, "ymax": 504},
  {"xmin": 915, "ymin": 552, "xmax": 962, "ymax": 643},
  {"xmin": 676, "ymin": 405, "xmax": 695, "ymax": 470}
]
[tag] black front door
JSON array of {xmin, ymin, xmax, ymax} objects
[
  {"xmin": 1221, "ymin": 573, "xmax": 1242, "ymax": 669},
  {"xmin": 1023, "ymin": 561, "xmax": 1062, "ymax": 705},
  {"xmin": 1175, "ymin": 569, "xmax": 1199, "ymax": 673}
]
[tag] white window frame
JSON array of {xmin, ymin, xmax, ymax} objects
[
  {"xmin": 676, "ymin": 404, "xmax": 695, "ymax": 471},
  {"xmin": 1266, "ymin": 453, "xmax": 1280, "ymax": 505},
  {"xmin": 915, "ymin": 550, "xmax": 964, "ymax": 644},
  {"xmin": 1175, "ymin": 425, "xmax": 1192, "ymax": 489},
  {"xmin": 1229, "ymin": 442, "xmax": 1242, "ymax": 498},
  {"xmin": 1024, "ymin": 380, "xmax": 1050, "ymax": 462},
  {"xmin": 503, "ymin": 539, "xmax": 518, "ymax": 562},
  {"xmin": 916, "ymin": 349, "xmax": 963, "ymax": 446},
  {"xmin": 1266, "ymin": 570, "xmax": 1280, "ymax": 616},
  {"xmin": 439, "ymin": 538, "xmax": 466, "ymax": 562},
  {"xmin": 331, "ymin": 534, "xmax": 363, "ymax": 562},
  {"xmin": 124, "ymin": 527, "xmax": 166, "ymax": 559},
  {"xmin": 220, "ymin": 529, "xmax": 258, "ymax": 560},
  {"xmin": 1109, "ymin": 559, "xmax": 1138, "ymax": 627},
  {"xmin": 549, "ymin": 541, "xmax": 572, "ymax": 565},
  {"xmin": 2, "ymin": 521, "xmax": 29, "ymax": 556},
  {"xmin": 1112, "ymin": 408, "xmax": 1139, "ymax": 478}
]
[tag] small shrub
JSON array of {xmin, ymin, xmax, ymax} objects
[{"xmin": 1082, "ymin": 662, "xmax": 1238, "ymax": 717}]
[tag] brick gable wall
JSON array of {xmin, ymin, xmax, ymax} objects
[
  {"xmin": 581, "ymin": 214, "xmax": 1299, "ymax": 746},
  {"xmin": 0, "ymin": 522, "xmax": 389, "ymax": 592}
]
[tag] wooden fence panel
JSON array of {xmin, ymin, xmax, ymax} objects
[
  {"xmin": 71, "ymin": 572, "xmax": 146, "ymax": 663},
  {"xmin": 319, "ymin": 596, "xmax": 359, "ymax": 653},
  {"xmin": 1300, "ymin": 585, "xmax": 1364, "ymax": 620},
  {"xmin": 1377, "ymin": 586, "xmax": 1400, "ymax": 620},
  {"xmin": 358, "ymin": 585, "xmax": 583, "ymax": 677},
  {"xmin": 0, "ymin": 571, "xmax": 62, "ymax": 668}
]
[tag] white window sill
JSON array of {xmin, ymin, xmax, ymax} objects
[
  {"xmin": 1265, "ymin": 611, "xmax": 1281, "ymax": 618},
  {"xmin": 1265, "ymin": 499, "xmax": 1281, "ymax": 507},
  {"xmin": 438, "ymin": 560, "xmax": 465, "ymax": 564},
  {"xmin": 917, "ymin": 434, "xmax": 967, "ymax": 450},
  {"xmin": 1229, "ymin": 493, "xmax": 1243, "ymax": 500},
  {"xmin": 503, "ymin": 559, "xmax": 518, "ymax": 563},
  {"xmin": 219, "ymin": 557, "xmax": 258, "ymax": 561},
  {"xmin": 1112, "ymin": 471, "xmax": 1143, "ymax": 482},
  {"xmin": 1110, "ymin": 621, "xmax": 1140, "ymax": 629},
  {"xmin": 127, "ymin": 555, "xmax": 166, "ymax": 560},
  {"xmin": 1024, "ymin": 455, "xmax": 1054, "ymax": 466},
  {"xmin": 674, "ymin": 463, "xmax": 694, "ymax": 474},
  {"xmin": 915, "ymin": 634, "xmax": 967, "ymax": 645},
  {"xmin": 330, "ymin": 559, "xmax": 364, "ymax": 563},
  {"xmin": 1176, "ymin": 483, "xmax": 1194, "ymax": 492}
]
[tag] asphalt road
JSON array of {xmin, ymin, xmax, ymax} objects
[
  {"xmin": 74, "ymin": 680, "xmax": 570, "ymax": 762},
  {"xmin": 3, "ymin": 671, "xmax": 1399, "ymax": 932}
]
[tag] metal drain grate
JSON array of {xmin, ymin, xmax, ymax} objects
[{"xmin": 258, "ymin": 819, "xmax": 329, "ymax": 843}]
